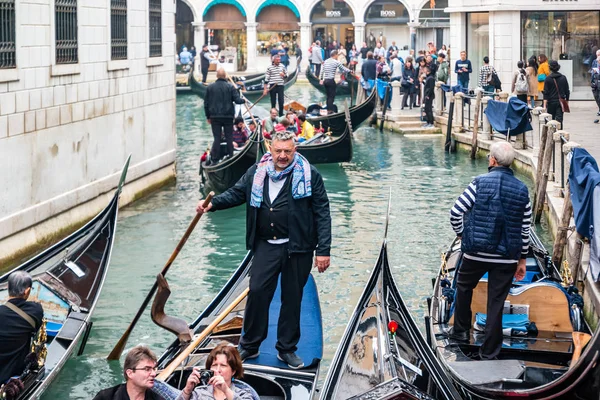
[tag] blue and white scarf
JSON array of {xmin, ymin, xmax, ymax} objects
[{"xmin": 250, "ymin": 152, "xmax": 312, "ymax": 208}]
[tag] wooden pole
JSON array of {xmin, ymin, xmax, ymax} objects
[
  {"xmin": 445, "ymin": 96, "xmax": 455, "ymax": 153},
  {"xmin": 533, "ymin": 123, "xmax": 550, "ymax": 208},
  {"xmin": 533, "ymin": 123, "xmax": 557, "ymax": 223},
  {"xmin": 551, "ymin": 184, "xmax": 573, "ymax": 266},
  {"xmin": 470, "ymin": 90, "xmax": 483, "ymax": 159}
]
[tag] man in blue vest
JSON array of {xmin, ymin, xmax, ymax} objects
[{"xmin": 449, "ymin": 141, "xmax": 531, "ymax": 360}]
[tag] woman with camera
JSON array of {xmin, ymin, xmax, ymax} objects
[{"xmin": 178, "ymin": 344, "xmax": 254, "ymax": 400}]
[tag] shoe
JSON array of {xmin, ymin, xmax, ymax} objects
[
  {"xmin": 597, "ymin": 111, "xmax": 600, "ymax": 116},
  {"xmin": 237, "ymin": 346, "xmax": 259, "ymax": 361},
  {"xmin": 448, "ymin": 328, "xmax": 470, "ymax": 343},
  {"xmin": 277, "ymin": 352, "xmax": 304, "ymax": 369},
  {"xmin": 595, "ymin": 119, "xmax": 599, "ymax": 124}
]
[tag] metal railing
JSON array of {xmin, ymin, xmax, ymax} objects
[
  {"xmin": 55, "ymin": 0, "xmax": 78, "ymax": 64},
  {"xmin": 148, "ymin": 0, "xmax": 162, "ymax": 57},
  {"xmin": 0, "ymin": 0, "xmax": 16, "ymax": 69},
  {"xmin": 110, "ymin": 0, "xmax": 127, "ymax": 60}
]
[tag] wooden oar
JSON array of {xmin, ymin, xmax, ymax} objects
[
  {"xmin": 246, "ymin": 84, "xmax": 277, "ymax": 113},
  {"xmin": 157, "ymin": 287, "xmax": 250, "ymax": 380},
  {"xmin": 570, "ymin": 331, "xmax": 592, "ymax": 369},
  {"xmin": 226, "ymin": 74, "xmax": 259, "ymax": 129},
  {"xmin": 107, "ymin": 193, "xmax": 215, "ymax": 360}
]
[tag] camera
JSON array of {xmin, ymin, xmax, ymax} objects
[{"xmin": 199, "ymin": 369, "xmax": 214, "ymax": 386}]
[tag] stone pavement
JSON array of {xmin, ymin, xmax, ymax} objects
[{"xmin": 560, "ymin": 101, "xmax": 600, "ymax": 160}]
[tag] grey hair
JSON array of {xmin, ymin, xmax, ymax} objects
[
  {"xmin": 8, "ymin": 271, "xmax": 33, "ymax": 297},
  {"xmin": 490, "ymin": 141, "xmax": 515, "ymax": 167},
  {"xmin": 272, "ymin": 131, "xmax": 296, "ymax": 142}
]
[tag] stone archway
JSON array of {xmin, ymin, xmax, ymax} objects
[{"xmin": 176, "ymin": 0, "xmax": 195, "ymax": 52}]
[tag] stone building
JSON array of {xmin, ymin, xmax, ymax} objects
[
  {"xmin": 175, "ymin": 0, "xmax": 450, "ymax": 72},
  {"xmin": 0, "ymin": 0, "xmax": 176, "ymax": 265}
]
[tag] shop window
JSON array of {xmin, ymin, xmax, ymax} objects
[
  {"xmin": 0, "ymin": 0, "xmax": 16, "ymax": 69},
  {"xmin": 111, "ymin": 0, "xmax": 127, "ymax": 60},
  {"xmin": 466, "ymin": 12, "xmax": 489, "ymax": 89},
  {"xmin": 55, "ymin": 0, "xmax": 78, "ymax": 64},
  {"xmin": 364, "ymin": 0, "xmax": 409, "ymax": 24},
  {"xmin": 310, "ymin": 0, "xmax": 354, "ymax": 24},
  {"xmin": 419, "ymin": 0, "xmax": 449, "ymax": 26},
  {"xmin": 149, "ymin": 0, "xmax": 162, "ymax": 57}
]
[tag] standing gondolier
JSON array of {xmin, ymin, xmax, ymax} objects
[
  {"xmin": 196, "ymin": 131, "xmax": 332, "ymax": 370},
  {"xmin": 200, "ymin": 44, "xmax": 215, "ymax": 84},
  {"xmin": 264, "ymin": 56, "xmax": 287, "ymax": 117},
  {"xmin": 320, "ymin": 50, "xmax": 352, "ymax": 113}
]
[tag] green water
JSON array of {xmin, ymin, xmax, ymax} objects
[{"xmin": 42, "ymin": 85, "xmax": 552, "ymax": 398}]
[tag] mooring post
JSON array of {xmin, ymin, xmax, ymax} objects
[
  {"xmin": 445, "ymin": 95, "xmax": 455, "ymax": 153},
  {"xmin": 434, "ymin": 81, "xmax": 443, "ymax": 116},
  {"xmin": 533, "ymin": 120, "xmax": 559, "ymax": 223},
  {"xmin": 454, "ymin": 92, "xmax": 464, "ymax": 132},
  {"xmin": 470, "ymin": 89, "xmax": 483, "ymax": 159},
  {"xmin": 551, "ymin": 184, "xmax": 573, "ymax": 266},
  {"xmin": 480, "ymin": 96, "xmax": 491, "ymax": 140}
]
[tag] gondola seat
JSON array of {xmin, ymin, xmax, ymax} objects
[{"xmin": 447, "ymin": 360, "xmax": 525, "ymax": 385}]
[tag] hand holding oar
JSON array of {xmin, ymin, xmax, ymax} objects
[
  {"xmin": 107, "ymin": 192, "xmax": 215, "ymax": 360},
  {"xmin": 157, "ymin": 287, "xmax": 250, "ymax": 380}
]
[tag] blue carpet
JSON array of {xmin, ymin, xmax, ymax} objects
[{"xmin": 244, "ymin": 274, "xmax": 323, "ymax": 370}]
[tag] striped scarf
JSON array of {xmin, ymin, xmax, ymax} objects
[{"xmin": 250, "ymin": 152, "xmax": 312, "ymax": 208}]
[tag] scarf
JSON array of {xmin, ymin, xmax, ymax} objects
[{"xmin": 250, "ymin": 152, "xmax": 312, "ymax": 208}]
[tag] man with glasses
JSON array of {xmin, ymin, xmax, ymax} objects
[{"xmin": 93, "ymin": 345, "xmax": 161, "ymax": 399}]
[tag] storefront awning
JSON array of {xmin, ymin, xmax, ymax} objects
[
  {"xmin": 203, "ymin": 0, "xmax": 246, "ymax": 17},
  {"xmin": 256, "ymin": 0, "xmax": 299, "ymax": 19}
]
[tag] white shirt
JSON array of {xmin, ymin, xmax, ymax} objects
[
  {"xmin": 390, "ymin": 59, "xmax": 403, "ymax": 78},
  {"xmin": 267, "ymin": 178, "xmax": 289, "ymax": 244}
]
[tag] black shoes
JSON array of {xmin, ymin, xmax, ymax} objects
[
  {"xmin": 237, "ymin": 346, "xmax": 259, "ymax": 362},
  {"xmin": 448, "ymin": 327, "xmax": 470, "ymax": 343},
  {"xmin": 277, "ymin": 352, "xmax": 304, "ymax": 369}
]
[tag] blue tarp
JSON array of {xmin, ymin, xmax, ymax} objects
[
  {"xmin": 377, "ymin": 79, "xmax": 390, "ymax": 100},
  {"xmin": 569, "ymin": 148, "xmax": 600, "ymax": 238},
  {"xmin": 484, "ymin": 97, "xmax": 532, "ymax": 136}
]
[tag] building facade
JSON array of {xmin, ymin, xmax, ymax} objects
[
  {"xmin": 446, "ymin": 0, "xmax": 600, "ymax": 99},
  {"xmin": 175, "ymin": 0, "xmax": 450, "ymax": 72},
  {"xmin": 0, "ymin": 0, "xmax": 177, "ymax": 265}
]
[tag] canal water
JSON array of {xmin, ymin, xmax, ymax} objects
[{"xmin": 42, "ymin": 85, "xmax": 552, "ymax": 398}]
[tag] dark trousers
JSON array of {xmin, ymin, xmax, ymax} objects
[
  {"xmin": 270, "ymin": 85, "xmax": 285, "ymax": 116},
  {"xmin": 593, "ymin": 88, "xmax": 600, "ymax": 111},
  {"xmin": 324, "ymin": 79, "xmax": 337, "ymax": 111},
  {"xmin": 547, "ymin": 100, "xmax": 564, "ymax": 126},
  {"xmin": 402, "ymin": 91, "xmax": 415, "ymax": 109},
  {"xmin": 424, "ymin": 97, "xmax": 434, "ymax": 124},
  {"xmin": 516, "ymin": 94, "xmax": 528, "ymax": 103},
  {"xmin": 210, "ymin": 119, "xmax": 233, "ymax": 161},
  {"xmin": 314, "ymin": 63, "xmax": 321, "ymax": 77},
  {"xmin": 201, "ymin": 68, "xmax": 209, "ymax": 83},
  {"xmin": 240, "ymin": 240, "xmax": 313, "ymax": 353},
  {"xmin": 453, "ymin": 257, "xmax": 517, "ymax": 359}
]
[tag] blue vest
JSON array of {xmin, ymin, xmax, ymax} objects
[{"xmin": 462, "ymin": 167, "xmax": 530, "ymax": 260}]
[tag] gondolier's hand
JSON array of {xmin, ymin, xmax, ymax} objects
[
  {"xmin": 181, "ymin": 367, "xmax": 201, "ymax": 400},
  {"xmin": 263, "ymin": 87, "xmax": 268, "ymax": 95},
  {"xmin": 514, "ymin": 259, "xmax": 526, "ymax": 282},
  {"xmin": 207, "ymin": 119, "xmax": 211, "ymax": 125},
  {"xmin": 196, "ymin": 199, "xmax": 213, "ymax": 213},
  {"xmin": 315, "ymin": 256, "xmax": 330, "ymax": 273}
]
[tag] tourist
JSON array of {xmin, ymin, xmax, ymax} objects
[
  {"xmin": 526, "ymin": 56, "xmax": 539, "ymax": 108},
  {"xmin": 311, "ymin": 41, "xmax": 324, "ymax": 77},
  {"xmin": 449, "ymin": 141, "xmax": 531, "ymax": 361},
  {"xmin": 376, "ymin": 55, "xmax": 391, "ymax": 80},
  {"xmin": 262, "ymin": 108, "xmax": 279, "ymax": 136},
  {"xmin": 537, "ymin": 54, "xmax": 550, "ymax": 95},
  {"xmin": 478, "ymin": 56, "xmax": 497, "ymax": 93},
  {"xmin": 196, "ymin": 131, "xmax": 332, "ymax": 370},
  {"xmin": 427, "ymin": 41, "xmax": 437, "ymax": 56},
  {"xmin": 414, "ymin": 58, "xmax": 427, "ymax": 107},
  {"xmin": 189, "ymin": 46, "xmax": 196, "ymax": 59},
  {"xmin": 348, "ymin": 44, "xmax": 359, "ymax": 73},
  {"xmin": 204, "ymin": 68, "xmax": 246, "ymax": 165},
  {"xmin": 179, "ymin": 47, "xmax": 192, "ymax": 67},
  {"xmin": 387, "ymin": 41, "xmax": 399, "ymax": 61},
  {"xmin": 178, "ymin": 344, "xmax": 254, "ymax": 400},
  {"xmin": 401, "ymin": 59, "xmax": 417, "ymax": 110},
  {"xmin": 297, "ymin": 114, "xmax": 315, "ymax": 142},
  {"xmin": 93, "ymin": 346, "xmax": 161, "ymax": 400},
  {"xmin": 0, "ymin": 271, "xmax": 44, "ymax": 385},
  {"xmin": 274, "ymin": 117, "xmax": 291, "ymax": 133},
  {"xmin": 359, "ymin": 42, "xmax": 369, "ymax": 61},
  {"xmin": 279, "ymin": 45, "xmax": 290, "ymax": 70},
  {"xmin": 422, "ymin": 66, "xmax": 435, "ymax": 128},
  {"xmin": 373, "ymin": 42, "xmax": 386, "ymax": 59},
  {"xmin": 337, "ymin": 47, "xmax": 347, "ymax": 66},
  {"xmin": 320, "ymin": 50, "xmax": 352, "ymax": 113},
  {"xmin": 590, "ymin": 49, "xmax": 600, "ymax": 118},
  {"xmin": 285, "ymin": 111, "xmax": 299, "ymax": 134},
  {"xmin": 264, "ymin": 55, "xmax": 287, "ymax": 117},
  {"xmin": 436, "ymin": 53, "xmax": 449, "ymax": 84},
  {"xmin": 232, "ymin": 117, "xmax": 250, "ymax": 148},
  {"xmin": 438, "ymin": 44, "xmax": 448, "ymax": 58},
  {"xmin": 511, "ymin": 60, "xmax": 529, "ymax": 103},
  {"xmin": 542, "ymin": 60, "xmax": 570, "ymax": 126},
  {"xmin": 390, "ymin": 53, "xmax": 404, "ymax": 82},
  {"xmin": 455, "ymin": 50, "xmax": 472, "ymax": 89},
  {"xmin": 426, "ymin": 54, "xmax": 437, "ymax": 76}
]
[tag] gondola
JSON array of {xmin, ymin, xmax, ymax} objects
[
  {"xmin": 189, "ymin": 61, "xmax": 300, "ymax": 103},
  {"xmin": 306, "ymin": 86, "xmax": 378, "ymax": 135},
  {"xmin": 199, "ymin": 127, "xmax": 264, "ymax": 194},
  {"xmin": 0, "ymin": 157, "xmax": 129, "ymax": 400},
  {"xmin": 152, "ymin": 251, "xmax": 322, "ymax": 400},
  {"xmin": 428, "ymin": 233, "xmax": 600, "ymax": 399},
  {"xmin": 294, "ymin": 120, "xmax": 353, "ymax": 164},
  {"xmin": 305, "ymin": 66, "xmax": 359, "ymax": 96},
  {"xmin": 319, "ymin": 196, "xmax": 461, "ymax": 400}
]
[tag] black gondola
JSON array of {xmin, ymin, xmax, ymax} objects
[
  {"xmin": 189, "ymin": 62, "xmax": 300, "ymax": 103},
  {"xmin": 152, "ymin": 251, "xmax": 322, "ymax": 400},
  {"xmin": 199, "ymin": 128, "xmax": 264, "ymax": 194},
  {"xmin": 294, "ymin": 122, "xmax": 353, "ymax": 164},
  {"xmin": 307, "ymin": 87, "xmax": 377, "ymax": 135},
  {"xmin": 305, "ymin": 66, "xmax": 358, "ymax": 96},
  {"xmin": 319, "ymin": 196, "xmax": 461, "ymax": 400},
  {"xmin": 0, "ymin": 157, "xmax": 129, "ymax": 399},
  {"xmin": 428, "ymin": 233, "xmax": 600, "ymax": 399}
]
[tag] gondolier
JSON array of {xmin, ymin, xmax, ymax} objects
[
  {"xmin": 200, "ymin": 44, "xmax": 215, "ymax": 84},
  {"xmin": 319, "ymin": 50, "xmax": 352, "ymax": 113},
  {"xmin": 264, "ymin": 56, "xmax": 287, "ymax": 116},
  {"xmin": 196, "ymin": 131, "xmax": 332, "ymax": 370}
]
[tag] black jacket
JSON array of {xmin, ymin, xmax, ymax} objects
[
  {"xmin": 542, "ymin": 72, "xmax": 570, "ymax": 102},
  {"xmin": 211, "ymin": 164, "xmax": 332, "ymax": 256},
  {"xmin": 361, "ymin": 59, "xmax": 377, "ymax": 81},
  {"xmin": 424, "ymin": 75, "xmax": 436, "ymax": 99},
  {"xmin": 0, "ymin": 298, "xmax": 43, "ymax": 384},
  {"xmin": 93, "ymin": 384, "xmax": 161, "ymax": 400},
  {"xmin": 204, "ymin": 78, "xmax": 246, "ymax": 120},
  {"xmin": 200, "ymin": 50, "xmax": 210, "ymax": 71}
]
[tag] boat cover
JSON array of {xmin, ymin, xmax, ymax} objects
[
  {"xmin": 569, "ymin": 147, "xmax": 600, "ymax": 281},
  {"xmin": 474, "ymin": 313, "xmax": 532, "ymax": 336},
  {"xmin": 483, "ymin": 97, "xmax": 532, "ymax": 136},
  {"xmin": 244, "ymin": 274, "xmax": 323, "ymax": 370}
]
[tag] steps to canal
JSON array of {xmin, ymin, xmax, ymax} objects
[{"xmin": 376, "ymin": 110, "xmax": 442, "ymax": 134}]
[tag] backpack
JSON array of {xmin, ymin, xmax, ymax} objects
[
  {"xmin": 488, "ymin": 70, "xmax": 502, "ymax": 90},
  {"xmin": 592, "ymin": 69, "xmax": 599, "ymax": 90},
  {"xmin": 515, "ymin": 69, "xmax": 528, "ymax": 93},
  {"xmin": 436, "ymin": 61, "xmax": 449, "ymax": 83}
]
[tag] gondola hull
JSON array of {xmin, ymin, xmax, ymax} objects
[
  {"xmin": 305, "ymin": 66, "xmax": 358, "ymax": 96},
  {"xmin": 0, "ymin": 158, "xmax": 128, "ymax": 399},
  {"xmin": 428, "ymin": 235, "xmax": 600, "ymax": 399},
  {"xmin": 308, "ymin": 87, "xmax": 377, "ymax": 135},
  {"xmin": 295, "ymin": 123, "xmax": 353, "ymax": 164}
]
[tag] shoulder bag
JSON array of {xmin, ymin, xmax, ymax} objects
[{"xmin": 553, "ymin": 78, "xmax": 570, "ymax": 113}]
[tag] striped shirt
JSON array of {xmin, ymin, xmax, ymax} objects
[
  {"xmin": 265, "ymin": 64, "xmax": 287, "ymax": 86},
  {"xmin": 478, "ymin": 65, "xmax": 497, "ymax": 88},
  {"xmin": 319, "ymin": 58, "xmax": 351, "ymax": 80},
  {"xmin": 450, "ymin": 181, "xmax": 531, "ymax": 264}
]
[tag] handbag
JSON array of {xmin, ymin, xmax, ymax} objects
[
  {"xmin": 553, "ymin": 78, "xmax": 570, "ymax": 113},
  {"xmin": 537, "ymin": 73, "xmax": 546, "ymax": 82}
]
